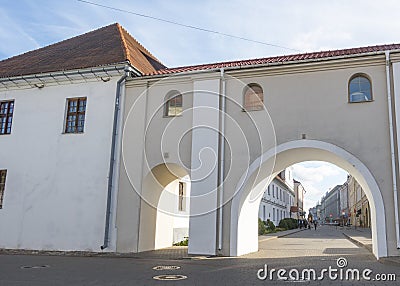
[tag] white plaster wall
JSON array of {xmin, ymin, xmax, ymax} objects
[
  {"xmin": 0, "ymin": 79, "xmax": 117, "ymax": 251},
  {"xmin": 392, "ymin": 62, "xmax": 400, "ymax": 203},
  {"xmin": 118, "ymin": 77, "xmax": 194, "ymax": 253},
  {"xmin": 188, "ymin": 79, "xmax": 220, "ymax": 255},
  {"xmin": 120, "ymin": 55, "xmax": 398, "ymax": 258}
]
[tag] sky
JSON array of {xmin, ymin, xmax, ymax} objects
[
  {"xmin": 291, "ymin": 162, "xmax": 348, "ymax": 212},
  {"xmin": 0, "ymin": 0, "xmax": 396, "ymax": 210}
]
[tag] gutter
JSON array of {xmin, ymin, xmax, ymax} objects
[
  {"xmin": 101, "ymin": 65, "xmax": 136, "ymax": 250},
  {"xmin": 0, "ymin": 64, "xmax": 131, "ymax": 88},
  {"xmin": 385, "ymin": 51, "xmax": 400, "ymax": 249},
  {"xmin": 217, "ymin": 68, "xmax": 226, "ymax": 252}
]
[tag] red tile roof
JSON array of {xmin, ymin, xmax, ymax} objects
[
  {"xmin": 0, "ymin": 23, "xmax": 166, "ymax": 78},
  {"xmin": 149, "ymin": 43, "xmax": 400, "ymax": 76}
]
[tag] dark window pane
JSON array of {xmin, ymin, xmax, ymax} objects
[{"xmin": 78, "ymin": 100, "xmax": 86, "ymax": 112}]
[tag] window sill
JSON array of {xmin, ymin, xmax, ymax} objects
[
  {"xmin": 62, "ymin": 132, "xmax": 85, "ymax": 135},
  {"xmin": 163, "ymin": 115, "xmax": 183, "ymax": 118},
  {"xmin": 242, "ymin": 107, "xmax": 264, "ymax": 112},
  {"xmin": 348, "ymin": 99, "xmax": 374, "ymax": 104}
]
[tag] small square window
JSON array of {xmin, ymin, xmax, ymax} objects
[{"xmin": 65, "ymin": 98, "xmax": 86, "ymax": 133}]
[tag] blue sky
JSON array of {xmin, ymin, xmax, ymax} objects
[
  {"xmin": 2, "ymin": 0, "xmax": 400, "ymax": 67},
  {"xmin": 0, "ymin": 0, "xmax": 396, "ymax": 210}
]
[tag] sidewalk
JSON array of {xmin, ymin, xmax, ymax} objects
[
  {"xmin": 341, "ymin": 226, "xmax": 372, "ymax": 252},
  {"xmin": 258, "ymin": 227, "xmax": 306, "ymax": 242},
  {"xmin": 341, "ymin": 226, "xmax": 400, "ymax": 264}
]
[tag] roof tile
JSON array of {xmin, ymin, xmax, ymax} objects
[
  {"xmin": 0, "ymin": 23, "xmax": 166, "ymax": 78},
  {"xmin": 148, "ymin": 43, "xmax": 400, "ymax": 76}
]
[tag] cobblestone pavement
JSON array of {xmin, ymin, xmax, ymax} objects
[{"xmin": 0, "ymin": 226, "xmax": 399, "ymax": 286}]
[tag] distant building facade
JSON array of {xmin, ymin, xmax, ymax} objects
[
  {"xmin": 313, "ymin": 175, "xmax": 370, "ymax": 227},
  {"xmin": 347, "ymin": 175, "xmax": 371, "ymax": 227},
  {"xmin": 258, "ymin": 168, "xmax": 295, "ymax": 226},
  {"xmin": 293, "ymin": 180, "xmax": 306, "ymax": 219}
]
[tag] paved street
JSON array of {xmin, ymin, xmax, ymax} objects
[{"xmin": 0, "ymin": 226, "xmax": 399, "ymax": 285}]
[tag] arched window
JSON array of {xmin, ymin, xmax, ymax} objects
[
  {"xmin": 243, "ymin": 83, "xmax": 264, "ymax": 111},
  {"xmin": 165, "ymin": 90, "xmax": 182, "ymax": 117},
  {"xmin": 348, "ymin": 74, "xmax": 372, "ymax": 103}
]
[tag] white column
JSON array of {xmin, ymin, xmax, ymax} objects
[{"xmin": 188, "ymin": 78, "xmax": 220, "ymax": 255}]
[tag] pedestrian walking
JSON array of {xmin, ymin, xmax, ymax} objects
[{"xmin": 314, "ymin": 220, "xmax": 317, "ymax": 230}]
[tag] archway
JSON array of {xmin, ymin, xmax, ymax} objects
[
  {"xmin": 230, "ymin": 140, "xmax": 387, "ymax": 258},
  {"xmin": 138, "ymin": 163, "xmax": 190, "ymax": 252}
]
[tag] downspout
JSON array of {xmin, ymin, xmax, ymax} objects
[
  {"xmin": 217, "ymin": 68, "xmax": 226, "ymax": 252},
  {"xmin": 136, "ymin": 80, "xmax": 150, "ymax": 252},
  {"xmin": 101, "ymin": 66, "xmax": 135, "ymax": 250},
  {"xmin": 385, "ymin": 51, "xmax": 400, "ymax": 249}
]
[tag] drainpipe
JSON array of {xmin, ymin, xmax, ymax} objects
[
  {"xmin": 101, "ymin": 66, "xmax": 136, "ymax": 250},
  {"xmin": 385, "ymin": 51, "xmax": 400, "ymax": 249},
  {"xmin": 217, "ymin": 68, "xmax": 226, "ymax": 252}
]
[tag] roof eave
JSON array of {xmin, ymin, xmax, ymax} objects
[
  {"xmin": 0, "ymin": 62, "xmax": 141, "ymax": 89},
  {"xmin": 139, "ymin": 48, "xmax": 400, "ymax": 79}
]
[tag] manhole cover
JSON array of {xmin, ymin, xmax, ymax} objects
[
  {"xmin": 153, "ymin": 265, "xmax": 181, "ymax": 271},
  {"xmin": 153, "ymin": 274, "xmax": 187, "ymax": 281},
  {"xmin": 20, "ymin": 265, "xmax": 50, "ymax": 269}
]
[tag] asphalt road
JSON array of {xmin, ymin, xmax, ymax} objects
[{"xmin": 0, "ymin": 226, "xmax": 399, "ymax": 285}]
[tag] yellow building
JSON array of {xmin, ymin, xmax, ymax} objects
[{"xmin": 347, "ymin": 176, "xmax": 371, "ymax": 228}]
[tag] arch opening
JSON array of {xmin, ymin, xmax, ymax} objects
[
  {"xmin": 230, "ymin": 140, "xmax": 387, "ymax": 259},
  {"xmin": 138, "ymin": 163, "xmax": 191, "ymax": 252}
]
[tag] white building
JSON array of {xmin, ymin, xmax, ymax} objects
[
  {"xmin": 258, "ymin": 169, "xmax": 295, "ymax": 226},
  {"xmin": 0, "ymin": 23, "xmax": 188, "ymax": 251},
  {"xmin": 2, "ymin": 23, "xmax": 400, "ymax": 259}
]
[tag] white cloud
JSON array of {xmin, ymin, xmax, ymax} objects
[{"xmin": 292, "ymin": 161, "xmax": 348, "ymax": 212}]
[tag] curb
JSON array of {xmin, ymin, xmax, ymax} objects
[
  {"xmin": 277, "ymin": 228, "xmax": 306, "ymax": 238},
  {"xmin": 342, "ymin": 232, "xmax": 372, "ymax": 252},
  {"xmin": 259, "ymin": 228, "xmax": 306, "ymax": 242},
  {"xmin": 379, "ymin": 257, "xmax": 400, "ymax": 265}
]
